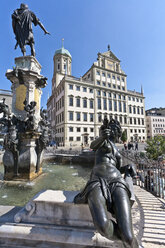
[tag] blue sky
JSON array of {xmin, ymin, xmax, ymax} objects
[{"xmin": 0, "ymin": 0, "xmax": 165, "ymax": 110}]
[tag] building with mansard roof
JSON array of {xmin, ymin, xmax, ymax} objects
[{"xmin": 47, "ymin": 44, "xmax": 146, "ymax": 147}]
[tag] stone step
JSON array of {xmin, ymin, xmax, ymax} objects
[
  {"xmin": 134, "ymin": 186, "xmax": 165, "ymax": 247},
  {"xmin": 0, "ymin": 223, "xmax": 124, "ymax": 248},
  {"xmin": 143, "ymin": 228, "xmax": 165, "ymax": 234}
]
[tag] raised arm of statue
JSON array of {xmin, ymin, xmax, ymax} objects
[
  {"xmin": 90, "ymin": 136, "xmax": 105, "ymax": 150},
  {"xmin": 38, "ymin": 21, "xmax": 50, "ymax": 35},
  {"xmin": 90, "ymin": 128, "xmax": 111, "ymax": 150}
]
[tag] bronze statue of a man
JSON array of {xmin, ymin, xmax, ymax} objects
[
  {"xmin": 12, "ymin": 3, "xmax": 50, "ymax": 56},
  {"xmin": 74, "ymin": 118, "xmax": 139, "ymax": 248}
]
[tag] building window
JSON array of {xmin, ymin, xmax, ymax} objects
[
  {"xmin": 90, "ymin": 113, "xmax": 94, "ymax": 122},
  {"xmin": 69, "ymin": 112, "xmax": 73, "ymax": 121},
  {"xmin": 77, "ymin": 137, "xmax": 81, "ymax": 141},
  {"xmin": 83, "ymin": 113, "xmax": 87, "ymax": 121},
  {"xmin": 141, "ymin": 107, "xmax": 144, "ymax": 115},
  {"xmin": 69, "ymin": 84, "xmax": 73, "ymax": 90},
  {"xmin": 113, "ymin": 84, "xmax": 116, "ymax": 89},
  {"xmin": 90, "ymin": 128, "xmax": 94, "ymax": 132},
  {"xmin": 134, "ymin": 118, "xmax": 136, "ymax": 125},
  {"xmin": 69, "ymin": 137, "xmax": 73, "ymax": 141},
  {"xmin": 102, "ymin": 72, "xmax": 105, "ymax": 77},
  {"xmin": 76, "ymin": 98, "xmax": 80, "ymax": 107},
  {"xmin": 117, "ymin": 76, "xmax": 120, "ymax": 81},
  {"xmin": 97, "ymin": 90, "xmax": 101, "ymax": 96},
  {"xmin": 122, "ymin": 95, "xmax": 125, "ymax": 100},
  {"xmin": 133, "ymin": 106, "xmax": 136, "ymax": 114},
  {"xmin": 108, "ymin": 92, "xmax": 111, "ymax": 97},
  {"xmin": 77, "ymin": 127, "xmax": 81, "ymax": 132},
  {"xmin": 123, "ymin": 102, "xmax": 126, "ymax": 113},
  {"xmin": 128, "ymin": 96, "xmax": 131, "ymax": 101},
  {"xmin": 90, "ymin": 100, "xmax": 94, "ymax": 109},
  {"xmin": 69, "ymin": 96, "xmax": 73, "ymax": 106},
  {"xmin": 89, "ymin": 88, "xmax": 93, "ymax": 93},
  {"xmin": 118, "ymin": 95, "xmax": 121, "ymax": 99},
  {"xmin": 130, "ymin": 117, "xmax": 132, "ymax": 124},
  {"xmin": 88, "ymin": 74, "xmax": 90, "ymax": 78},
  {"xmin": 98, "ymin": 113, "xmax": 102, "ymax": 122},
  {"xmin": 103, "ymin": 82, "xmax": 106, "ymax": 87},
  {"xmin": 76, "ymin": 112, "xmax": 80, "ymax": 121},
  {"xmin": 124, "ymin": 117, "xmax": 127, "ymax": 124},
  {"xmin": 107, "ymin": 74, "xmax": 111, "ymax": 78},
  {"xmin": 97, "ymin": 81, "xmax": 100, "ymax": 85},
  {"xmin": 109, "ymin": 100, "xmax": 112, "ymax": 111},
  {"xmin": 98, "ymin": 98, "xmax": 101, "ymax": 110},
  {"xmin": 69, "ymin": 127, "xmax": 73, "ymax": 132},
  {"xmin": 140, "ymin": 99, "xmax": 143, "ymax": 103},
  {"xmin": 138, "ymin": 118, "xmax": 140, "ymax": 125},
  {"xmin": 142, "ymin": 119, "xmax": 144, "ymax": 125},
  {"xmin": 132, "ymin": 97, "xmax": 135, "ymax": 101},
  {"xmin": 96, "ymin": 70, "xmax": 100, "ymax": 75},
  {"xmin": 119, "ymin": 116, "xmax": 122, "ymax": 123},
  {"xmin": 76, "ymin": 86, "xmax": 80, "ymax": 91},
  {"xmin": 83, "ymin": 87, "xmax": 87, "ymax": 92},
  {"xmin": 108, "ymin": 83, "xmax": 111, "ymax": 88},
  {"xmin": 103, "ymin": 91, "xmax": 106, "ymax": 97},
  {"xmin": 114, "ymin": 101, "xmax": 117, "ymax": 111},
  {"xmin": 83, "ymin": 99, "xmax": 87, "ymax": 108},
  {"xmin": 122, "ymin": 77, "xmax": 125, "ymax": 82},
  {"xmin": 136, "ymin": 98, "xmax": 139, "ymax": 102},
  {"xmin": 57, "ymin": 63, "xmax": 60, "ymax": 71},
  {"xmin": 103, "ymin": 99, "xmax": 107, "ymax": 110},
  {"xmin": 112, "ymin": 75, "xmax": 115, "ymax": 79},
  {"xmin": 129, "ymin": 105, "xmax": 132, "ymax": 114},
  {"xmin": 113, "ymin": 93, "xmax": 116, "ymax": 99},
  {"xmin": 122, "ymin": 87, "xmax": 125, "ymax": 91},
  {"xmin": 119, "ymin": 101, "xmax": 122, "ymax": 112},
  {"xmin": 137, "ymin": 107, "xmax": 140, "ymax": 114}
]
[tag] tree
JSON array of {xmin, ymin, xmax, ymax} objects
[
  {"xmin": 145, "ymin": 135, "xmax": 165, "ymax": 160},
  {"xmin": 121, "ymin": 130, "xmax": 127, "ymax": 143}
]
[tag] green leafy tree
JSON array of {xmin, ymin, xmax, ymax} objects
[
  {"xmin": 121, "ymin": 130, "xmax": 127, "ymax": 143},
  {"xmin": 145, "ymin": 135, "xmax": 165, "ymax": 160}
]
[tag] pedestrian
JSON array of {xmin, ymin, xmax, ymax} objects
[
  {"xmin": 124, "ymin": 142, "xmax": 127, "ymax": 150},
  {"xmin": 135, "ymin": 141, "xmax": 138, "ymax": 151},
  {"xmin": 128, "ymin": 142, "xmax": 131, "ymax": 150}
]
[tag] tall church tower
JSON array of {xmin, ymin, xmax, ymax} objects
[{"xmin": 52, "ymin": 39, "xmax": 72, "ymax": 93}]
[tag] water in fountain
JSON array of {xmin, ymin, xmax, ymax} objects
[{"xmin": 0, "ymin": 162, "xmax": 91, "ymax": 206}]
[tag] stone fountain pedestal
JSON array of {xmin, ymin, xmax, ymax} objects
[
  {"xmin": 0, "ymin": 190, "xmax": 127, "ymax": 248},
  {"xmin": 4, "ymin": 56, "xmax": 47, "ymax": 180}
]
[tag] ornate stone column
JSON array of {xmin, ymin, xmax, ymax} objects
[{"xmin": 4, "ymin": 56, "xmax": 47, "ymax": 180}]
